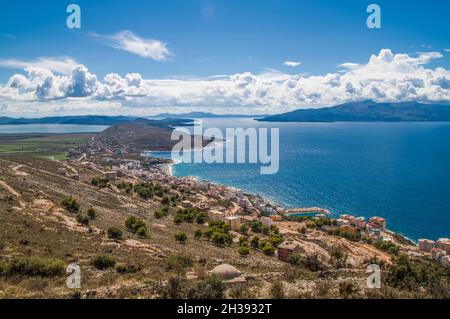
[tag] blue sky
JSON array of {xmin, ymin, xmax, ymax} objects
[{"xmin": 0, "ymin": 0, "xmax": 449, "ymax": 116}]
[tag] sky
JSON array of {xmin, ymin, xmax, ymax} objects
[{"xmin": 0, "ymin": 0, "xmax": 449, "ymax": 117}]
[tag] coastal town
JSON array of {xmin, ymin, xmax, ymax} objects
[{"xmin": 64, "ymin": 125, "xmax": 450, "ymax": 269}]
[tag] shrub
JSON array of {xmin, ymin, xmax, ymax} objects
[
  {"xmin": 154, "ymin": 209, "xmax": 169, "ymax": 219},
  {"xmin": 251, "ymin": 221, "xmax": 264, "ymax": 233},
  {"xmin": 187, "ymin": 275, "xmax": 225, "ymax": 299},
  {"xmin": 194, "ymin": 229, "xmax": 203, "ymax": 239},
  {"xmin": 270, "ymin": 281, "xmax": 285, "ymax": 299},
  {"xmin": 4, "ymin": 256, "xmax": 65, "ymax": 277},
  {"xmin": 238, "ymin": 245, "xmax": 251, "ymax": 256},
  {"xmin": 91, "ymin": 254, "xmax": 116, "ymax": 270},
  {"xmin": 175, "ymin": 232, "xmax": 188, "ymax": 244},
  {"xmin": 161, "ymin": 276, "xmax": 187, "ymax": 299},
  {"xmin": 269, "ymin": 233, "xmax": 284, "ymax": 247},
  {"xmin": 91, "ymin": 177, "xmax": 109, "ymax": 188},
  {"xmin": 339, "ymin": 281, "xmax": 359, "ymax": 299},
  {"xmin": 136, "ymin": 226, "xmax": 149, "ymax": 239},
  {"xmin": 61, "ymin": 196, "xmax": 80, "ymax": 213},
  {"xmin": 117, "ymin": 182, "xmax": 133, "ymax": 193},
  {"xmin": 287, "ymin": 253, "xmax": 303, "ymax": 266},
  {"xmin": 134, "ymin": 183, "xmax": 154, "ymax": 199},
  {"xmin": 116, "ymin": 263, "xmax": 141, "ymax": 274},
  {"xmin": 166, "ymin": 252, "xmax": 193, "ymax": 274},
  {"xmin": 304, "ymin": 253, "xmax": 324, "ymax": 272},
  {"xmin": 125, "ymin": 216, "xmax": 149, "ymax": 238},
  {"xmin": 260, "ymin": 241, "xmax": 275, "ymax": 256},
  {"xmin": 76, "ymin": 214, "xmax": 90, "ymax": 226},
  {"xmin": 203, "ymin": 221, "xmax": 232, "ymax": 247},
  {"xmin": 250, "ymin": 236, "xmax": 260, "ymax": 248},
  {"xmin": 173, "ymin": 208, "xmax": 206, "ymax": 225},
  {"xmin": 374, "ymin": 240, "xmax": 400, "ymax": 255},
  {"xmin": 240, "ymin": 224, "xmax": 249, "ymax": 236},
  {"xmin": 87, "ymin": 208, "xmax": 97, "ymax": 220},
  {"xmin": 330, "ymin": 246, "xmax": 348, "ymax": 269},
  {"xmin": 107, "ymin": 227, "xmax": 123, "ymax": 240},
  {"xmin": 161, "ymin": 196, "xmax": 170, "ymax": 205}
]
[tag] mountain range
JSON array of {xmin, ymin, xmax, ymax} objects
[{"xmin": 259, "ymin": 100, "xmax": 450, "ymax": 122}]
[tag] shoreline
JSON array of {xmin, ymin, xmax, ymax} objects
[{"xmin": 148, "ymin": 153, "xmax": 419, "ymax": 246}]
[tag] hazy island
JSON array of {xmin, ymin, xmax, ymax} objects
[{"xmin": 258, "ymin": 100, "xmax": 450, "ymax": 122}]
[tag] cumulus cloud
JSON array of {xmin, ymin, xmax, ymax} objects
[
  {"xmin": 91, "ymin": 30, "xmax": 171, "ymax": 61},
  {"xmin": 0, "ymin": 57, "xmax": 78, "ymax": 74},
  {"xmin": 445, "ymin": 49, "xmax": 450, "ymax": 53},
  {"xmin": 283, "ymin": 61, "xmax": 302, "ymax": 67},
  {"xmin": 0, "ymin": 49, "xmax": 449, "ymax": 116}
]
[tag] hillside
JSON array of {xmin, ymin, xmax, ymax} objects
[{"xmin": 259, "ymin": 100, "xmax": 450, "ymax": 122}]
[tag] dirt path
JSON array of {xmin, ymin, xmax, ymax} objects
[
  {"xmin": 0, "ymin": 180, "xmax": 21, "ymax": 197},
  {"xmin": 0, "ymin": 179, "xmax": 26, "ymax": 208},
  {"xmin": 11, "ymin": 165, "xmax": 29, "ymax": 176}
]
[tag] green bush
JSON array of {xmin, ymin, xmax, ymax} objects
[
  {"xmin": 154, "ymin": 208, "xmax": 169, "ymax": 219},
  {"xmin": 91, "ymin": 177, "xmax": 109, "ymax": 188},
  {"xmin": 116, "ymin": 263, "xmax": 141, "ymax": 274},
  {"xmin": 287, "ymin": 253, "xmax": 303, "ymax": 266},
  {"xmin": 61, "ymin": 196, "xmax": 80, "ymax": 213},
  {"xmin": 87, "ymin": 208, "xmax": 97, "ymax": 220},
  {"xmin": 175, "ymin": 232, "xmax": 188, "ymax": 244},
  {"xmin": 3, "ymin": 256, "xmax": 65, "ymax": 277},
  {"xmin": 374, "ymin": 240, "xmax": 400, "ymax": 255},
  {"xmin": 250, "ymin": 236, "xmax": 260, "ymax": 248},
  {"xmin": 166, "ymin": 252, "xmax": 194, "ymax": 274},
  {"xmin": 260, "ymin": 242, "xmax": 275, "ymax": 256},
  {"xmin": 107, "ymin": 227, "xmax": 123, "ymax": 240},
  {"xmin": 117, "ymin": 182, "xmax": 134, "ymax": 193},
  {"xmin": 194, "ymin": 229, "xmax": 203, "ymax": 239},
  {"xmin": 174, "ymin": 208, "xmax": 207, "ymax": 225},
  {"xmin": 125, "ymin": 216, "xmax": 149, "ymax": 238},
  {"xmin": 91, "ymin": 254, "xmax": 116, "ymax": 270},
  {"xmin": 76, "ymin": 214, "xmax": 90, "ymax": 226},
  {"xmin": 238, "ymin": 245, "xmax": 251, "ymax": 256},
  {"xmin": 136, "ymin": 226, "xmax": 149, "ymax": 239},
  {"xmin": 187, "ymin": 275, "xmax": 225, "ymax": 299},
  {"xmin": 304, "ymin": 253, "xmax": 325, "ymax": 272}
]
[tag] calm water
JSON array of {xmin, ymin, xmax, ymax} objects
[
  {"xmin": 0, "ymin": 124, "xmax": 108, "ymax": 134},
  {"xmin": 167, "ymin": 119, "xmax": 450, "ymax": 241}
]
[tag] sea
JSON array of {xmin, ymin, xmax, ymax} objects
[{"xmin": 154, "ymin": 118, "xmax": 450, "ymax": 242}]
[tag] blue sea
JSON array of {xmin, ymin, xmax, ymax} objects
[{"xmin": 162, "ymin": 119, "xmax": 450, "ymax": 241}]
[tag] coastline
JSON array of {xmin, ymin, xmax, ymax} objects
[{"xmin": 150, "ymin": 153, "xmax": 418, "ymax": 246}]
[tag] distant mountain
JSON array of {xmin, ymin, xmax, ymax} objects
[
  {"xmin": 0, "ymin": 113, "xmax": 269, "ymax": 125},
  {"xmin": 0, "ymin": 115, "xmax": 137, "ymax": 125},
  {"xmin": 258, "ymin": 101, "xmax": 450, "ymax": 122},
  {"xmin": 153, "ymin": 112, "xmax": 270, "ymax": 119}
]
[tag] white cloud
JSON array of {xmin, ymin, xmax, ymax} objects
[
  {"xmin": 1, "ymin": 49, "xmax": 449, "ymax": 116},
  {"xmin": 91, "ymin": 30, "xmax": 171, "ymax": 61},
  {"xmin": 283, "ymin": 61, "xmax": 302, "ymax": 67},
  {"xmin": 444, "ymin": 49, "xmax": 450, "ymax": 53},
  {"xmin": 0, "ymin": 57, "xmax": 78, "ymax": 74},
  {"xmin": 338, "ymin": 63, "xmax": 360, "ymax": 70}
]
